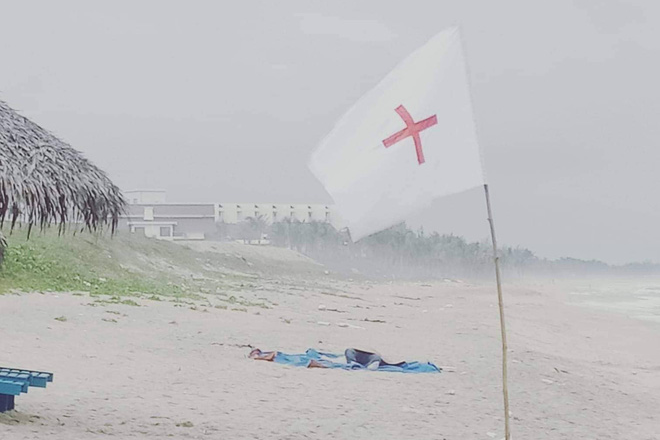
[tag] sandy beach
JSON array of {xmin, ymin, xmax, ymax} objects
[
  {"xmin": 1, "ymin": 273, "xmax": 659, "ymax": 440},
  {"xmin": 2, "ymin": 1, "xmax": 660, "ymax": 438}
]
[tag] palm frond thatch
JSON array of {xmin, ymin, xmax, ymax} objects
[
  {"xmin": 0, "ymin": 99, "xmax": 125, "ymax": 235},
  {"xmin": 0, "ymin": 231, "xmax": 6, "ymax": 265}
]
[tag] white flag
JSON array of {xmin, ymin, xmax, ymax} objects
[{"xmin": 309, "ymin": 27, "xmax": 485, "ymax": 241}]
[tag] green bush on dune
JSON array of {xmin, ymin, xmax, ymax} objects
[{"xmin": 0, "ymin": 229, "xmax": 188, "ymax": 296}]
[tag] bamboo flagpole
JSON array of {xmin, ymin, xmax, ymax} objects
[
  {"xmin": 458, "ymin": 27, "xmax": 512, "ymax": 439},
  {"xmin": 484, "ymin": 183, "xmax": 511, "ymax": 440}
]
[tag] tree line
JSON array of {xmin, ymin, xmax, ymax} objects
[{"xmin": 218, "ymin": 218, "xmax": 660, "ymax": 279}]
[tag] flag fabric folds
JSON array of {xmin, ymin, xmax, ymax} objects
[{"xmin": 309, "ymin": 27, "xmax": 485, "ymax": 241}]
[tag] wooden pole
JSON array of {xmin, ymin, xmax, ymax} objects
[{"xmin": 484, "ymin": 183, "xmax": 511, "ymax": 440}]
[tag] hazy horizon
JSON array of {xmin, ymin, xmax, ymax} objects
[{"xmin": 1, "ymin": 0, "xmax": 658, "ymax": 264}]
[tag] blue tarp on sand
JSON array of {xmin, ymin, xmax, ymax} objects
[{"xmin": 271, "ymin": 349, "xmax": 441, "ymax": 373}]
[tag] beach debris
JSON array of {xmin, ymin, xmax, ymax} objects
[
  {"xmin": 446, "ymin": 390, "xmax": 456, "ymax": 395},
  {"xmin": 211, "ymin": 343, "xmax": 254, "ymax": 349},
  {"xmin": 363, "ymin": 318, "xmax": 386, "ymax": 323},
  {"xmin": 316, "ymin": 321, "xmax": 331, "ymax": 326},
  {"xmin": 337, "ymin": 322, "xmax": 364, "ymax": 329},
  {"xmin": 394, "ymin": 295, "xmax": 421, "ymax": 301},
  {"xmin": 318, "ymin": 305, "xmax": 344, "ymax": 313},
  {"xmin": 541, "ymin": 379, "xmax": 554, "ymax": 385},
  {"xmin": 486, "ymin": 432, "xmax": 497, "ymax": 438}
]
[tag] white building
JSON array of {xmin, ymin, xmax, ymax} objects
[
  {"xmin": 119, "ymin": 190, "xmax": 341, "ymax": 240},
  {"xmin": 119, "ymin": 202, "xmax": 216, "ymax": 241},
  {"xmin": 216, "ymin": 203, "xmax": 333, "ymax": 224},
  {"xmin": 124, "ymin": 189, "xmax": 167, "ymax": 205}
]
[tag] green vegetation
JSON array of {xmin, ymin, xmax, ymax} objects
[
  {"xmin": 0, "ymin": 229, "xmax": 182, "ymax": 296},
  {"xmin": 0, "ymin": 228, "xmax": 253, "ymax": 299},
  {"xmin": 267, "ymin": 220, "xmax": 534, "ymax": 278},
  {"xmin": 267, "ymin": 220, "xmax": 660, "ymax": 278},
  {"xmin": 4, "ymin": 219, "xmax": 654, "ymax": 298}
]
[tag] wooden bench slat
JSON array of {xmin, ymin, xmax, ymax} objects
[
  {"xmin": 0, "ymin": 368, "xmax": 53, "ymax": 387},
  {"xmin": 0, "ymin": 379, "xmax": 27, "ymax": 396}
]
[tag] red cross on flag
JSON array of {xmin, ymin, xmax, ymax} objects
[{"xmin": 309, "ymin": 27, "xmax": 485, "ymax": 241}]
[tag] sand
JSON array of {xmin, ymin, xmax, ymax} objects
[{"xmin": 1, "ymin": 276, "xmax": 659, "ymax": 439}]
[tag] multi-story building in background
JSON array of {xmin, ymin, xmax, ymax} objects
[
  {"xmin": 118, "ymin": 190, "xmax": 339, "ymax": 241},
  {"xmin": 216, "ymin": 203, "xmax": 331, "ymax": 224}
]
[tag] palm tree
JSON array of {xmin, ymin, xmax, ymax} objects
[
  {"xmin": 0, "ymin": 99, "xmax": 125, "ymax": 262},
  {"xmin": 239, "ymin": 215, "xmax": 268, "ymax": 243}
]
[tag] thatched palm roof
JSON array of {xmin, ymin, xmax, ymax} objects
[{"xmin": 0, "ymin": 99, "xmax": 124, "ymax": 235}]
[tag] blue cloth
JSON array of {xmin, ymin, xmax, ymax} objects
[{"xmin": 271, "ymin": 349, "xmax": 441, "ymax": 373}]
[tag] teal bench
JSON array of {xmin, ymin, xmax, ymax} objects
[{"xmin": 0, "ymin": 367, "xmax": 54, "ymax": 412}]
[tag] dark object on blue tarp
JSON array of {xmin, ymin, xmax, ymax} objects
[
  {"xmin": 0, "ymin": 367, "xmax": 54, "ymax": 412},
  {"xmin": 249, "ymin": 348, "xmax": 441, "ymax": 373},
  {"xmin": 345, "ymin": 348, "xmax": 407, "ymax": 368}
]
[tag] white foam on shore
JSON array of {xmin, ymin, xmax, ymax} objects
[{"xmin": 568, "ymin": 282, "xmax": 660, "ymax": 323}]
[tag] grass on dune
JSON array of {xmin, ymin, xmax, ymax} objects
[{"xmin": 0, "ymin": 228, "xmax": 250, "ymax": 299}]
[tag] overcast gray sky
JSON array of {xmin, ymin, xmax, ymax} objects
[{"xmin": 1, "ymin": 0, "xmax": 658, "ymax": 264}]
